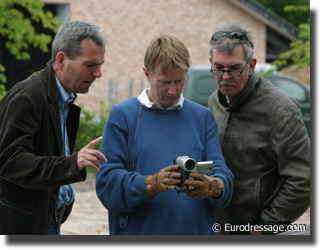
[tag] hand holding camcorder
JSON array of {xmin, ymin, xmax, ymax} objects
[
  {"xmin": 145, "ymin": 165, "xmax": 181, "ymax": 197},
  {"xmin": 144, "ymin": 156, "xmax": 223, "ymax": 198},
  {"xmin": 174, "ymin": 156, "xmax": 213, "ymax": 192},
  {"xmin": 185, "ymin": 174, "xmax": 224, "ymax": 199}
]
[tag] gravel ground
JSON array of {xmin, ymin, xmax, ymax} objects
[
  {"xmin": 61, "ymin": 176, "xmax": 109, "ymax": 235},
  {"xmin": 61, "ymin": 177, "xmax": 311, "ymax": 235}
]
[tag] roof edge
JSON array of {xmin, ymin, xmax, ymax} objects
[{"xmin": 228, "ymin": 0, "xmax": 300, "ymax": 41}]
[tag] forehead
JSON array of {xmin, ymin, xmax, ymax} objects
[
  {"xmin": 212, "ymin": 45, "xmax": 245, "ymax": 64},
  {"xmin": 78, "ymin": 39, "xmax": 105, "ymax": 61},
  {"xmin": 152, "ymin": 64, "xmax": 187, "ymax": 79}
]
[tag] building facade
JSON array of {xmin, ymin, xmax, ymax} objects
[{"xmin": 4, "ymin": 0, "xmax": 300, "ymax": 110}]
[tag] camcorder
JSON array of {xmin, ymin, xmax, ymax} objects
[{"xmin": 174, "ymin": 156, "xmax": 213, "ymax": 193}]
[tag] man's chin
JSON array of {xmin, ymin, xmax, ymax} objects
[
  {"xmin": 220, "ymin": 85, "xmax": 236, "ymax": 94},
  {"xmin": 77, "ymin": 88, "xmax": 90, "ymax": 94}
]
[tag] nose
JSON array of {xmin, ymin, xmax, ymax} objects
[
  {"xmin": 167, "ymin": 83, "xmax": 177, "ymax": 95},
  {"xmin": 92, "ymin": 65, "xmax": 102, "ymax": 78},
  {"xmin": 221, "ymin": 71, "xmax": 231, "ymax": 80}
]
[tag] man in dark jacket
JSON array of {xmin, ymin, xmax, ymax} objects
[
  {"xmin": 0, "ymin": 21, "xmax": 107, "ymax": 235},
  {"xmin": 208, "ymin": 22, "xmax": 310, "ymax": 235}
]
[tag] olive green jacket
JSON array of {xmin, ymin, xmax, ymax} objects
[{"xmin": 208, "ymin": 72, "xmax": 310, "ymax": 234}]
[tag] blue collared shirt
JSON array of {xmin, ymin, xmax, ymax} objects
[{"xmin": 55, "ymin": 76, "xmax": 76, "ymax": 209}]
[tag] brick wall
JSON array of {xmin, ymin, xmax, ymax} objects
[{"xmin": 45, "ymin": 0, "xmax": 266, "ymax": 110}]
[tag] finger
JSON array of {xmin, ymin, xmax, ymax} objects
[
  {"xmin": 164, "ymin": 164, "xmax": 179, "ymax": 172},
  {"xmin": 84, "ymin": 154, "xmax": 102, "ymax": 170},
  {"xmin": 167, "ymin": 171, "xmax": 181, "ymax": 179},
  {"xmin": 189, "ymin": 172, "xmax": 205, "ymax": 180},
  {"xmin": 77, "ymin": 151, "xmax": 105, "ymax": 172},
  {"xmin": 96, "ymin": 151, "xmax": 107, "ymax": 163},
  {"xmin": 86, "ymin": 149, "xmax": 107, "ymax": 163},
  {"xmin": 185, "ymin": 179, "xmax": 204, "ymax": 188},
  {"xmin": 164, "ymin": 178, "xmax": 181, "ymax": 185},
  {"xmin": 165, "ymin": 185, "xmax": 178, "ymax": 191},
  {"xmin": 87, "ymin": 164, "xmax": 101, "ymax": 172},
  {"xmin": 85, "ymin": 136, "xmax": 103, "ymax": 149},
  {"xmin": 79, "ymin": 158, "xmax": 101, "ymax": 172}
]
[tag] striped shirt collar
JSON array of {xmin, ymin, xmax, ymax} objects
[{"xmin": 137, "ymin": 88, "xmax": 184, "ymax": 110}]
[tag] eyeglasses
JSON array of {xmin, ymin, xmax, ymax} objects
[
  {"xmin": 211, "ymin": 60, "xmax": 250, "ymax": 77},
  {"xmin": 211, "ymin": 31, "xmax": 253, "ymax": 48}
]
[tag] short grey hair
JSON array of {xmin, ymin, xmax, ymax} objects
[
  {"xmin": 52, "ymin": 21, "xmax": 107, "ymax": 62},
  {"xmin": 209, "ymin": 22, "xmax": 254, "ymax": 61}
]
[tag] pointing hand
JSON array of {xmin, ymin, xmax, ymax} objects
[{"xmin": 77, "ymin": 136, "xmax": 107, "ymax": 172}]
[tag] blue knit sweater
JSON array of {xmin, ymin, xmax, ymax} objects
[{"xmin": 96, "ymin": 97, "xmax": 233, "ymax": 235}]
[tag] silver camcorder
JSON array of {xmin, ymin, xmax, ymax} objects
[{"xmin": 174, "ymin": 156, "xmax": 213, "ymax": 193}]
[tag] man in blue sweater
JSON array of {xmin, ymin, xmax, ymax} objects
[{"xmin": 96, "ymin": 35, "xmax": 234, "ymax": 235}]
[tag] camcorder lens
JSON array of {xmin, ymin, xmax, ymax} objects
[{"xmin": 185, "ymin": 159, "xmax": 196, "ymax": 170}]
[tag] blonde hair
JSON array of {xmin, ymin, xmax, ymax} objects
[{"xmin": 144, "ymin": 35, "xmax": 191, "ymax": 75}]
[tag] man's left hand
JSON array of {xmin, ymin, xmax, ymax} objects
[{"xmin": 185, "ymin": 173, "xmax": 224, "ymax": 199}]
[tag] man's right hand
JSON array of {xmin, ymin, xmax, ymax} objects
[
  {"xmin": 145, "ymin": 165, "xmax": 181, "ymax": 197},
  {"xmin": 77, "ymin": 136, "xmax": 107, "ymax": 172}
]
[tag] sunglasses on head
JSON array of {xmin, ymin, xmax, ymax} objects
[{"xmin": 211, "ymin": 31, "xmax": 253, "ymax": 47}]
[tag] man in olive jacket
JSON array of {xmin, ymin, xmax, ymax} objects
[
  {"xmin": 0, "ymin": 21, "xmax": 107, "ymax": 235},
  {"xmin": 208, "ymin": 22, "xmax": 310, "ymax": 235}
]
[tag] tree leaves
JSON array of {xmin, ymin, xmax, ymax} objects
[
  {"xmin": 272, "ymin": 5, "xmax": 310, "ymax": 70},
  {"xmin": 0, "ymin": 0, "xmax": 63, "ymax": 97}
]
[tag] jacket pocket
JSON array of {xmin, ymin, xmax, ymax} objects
[
  {"xmin": 255, "ymin": 177, "xmax": 285, "ymax": 208},
  {"xmin": 261, "ymin": 177, "xmax": 285, "ymax": 208},
  {"xmin": 0, "ymin": 201, "xmax": 37, "ymax": 235}
]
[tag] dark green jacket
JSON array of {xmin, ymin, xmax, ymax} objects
[
  {"xmin": 208, "ymin": 72, "xmax": 310, "ymax": 234},
  {"xmin": 0, "ymin": 61, "xmax": 86, "ymax": 235}
]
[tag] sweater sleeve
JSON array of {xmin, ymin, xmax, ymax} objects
[
  {"xmin": 96, "ymin": 104, "xmax": 153, "ymax": 213},
  {"xmin": 204, "ymin": 111, "xmax": 234, "ymax": 209}
]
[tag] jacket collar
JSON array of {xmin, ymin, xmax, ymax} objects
[
  {"xmin": 46, "ymin": 60, "xmax": 64, "ymax": 155},
  {"xmin": 47, "ymin": 60, "xmax": 77, "ymax": 105},
  {"xmin": 218, "ymin": 72, "xmax": 261, "ymax": 113},
  {"xmin": 46, "ymin": 60, "xmax": 60, "ymax": 104}
]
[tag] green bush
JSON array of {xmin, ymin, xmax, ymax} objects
[{"xmin": 0, "ymin": 84, "xmax": 6, "ymax": 101}]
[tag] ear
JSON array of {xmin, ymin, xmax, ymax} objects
[
  {"xmin": 55, "ymin": 51, "xmax": 67, "ymax": 70},
  {"xmin": 142, "ymin": 66, "xmax": 151, "ymax": 82},
  {"xmin": 210, "ymin": 57, "xmax": 213, "ymax": 63},
  {"xmin": 248, "ymin": 58, "xmax": 257, "ymax": 75}
]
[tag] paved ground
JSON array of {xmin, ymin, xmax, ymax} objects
[{"xmin": 61, "ymin": 177, "xmax": 310, "ymax": 235}]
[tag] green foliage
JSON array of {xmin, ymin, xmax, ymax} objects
[
  {"xmin": 254, "ymin": 0, "xmax": 310, "ymax": 27},
  {"xmin": 272, "ymin": 4, "xmax": 310, "ymax": 71},
  {"xmin": 273, "ymin": 23, "xmax": 310, "ymax": 70},
  {"xmin": 0, "ymin": 84, "xmax": 6, "ymax": 101},
  {"xmin": 0, "ymin": 0, "xmax": 62, "ymax": 84},
  {"xmin": 74, "ymin": 102, "xmax": 116, "ymax": 153},
  {"xmin": 0, "ymin": 65, "xmax": 6, "ymax": 101}
]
